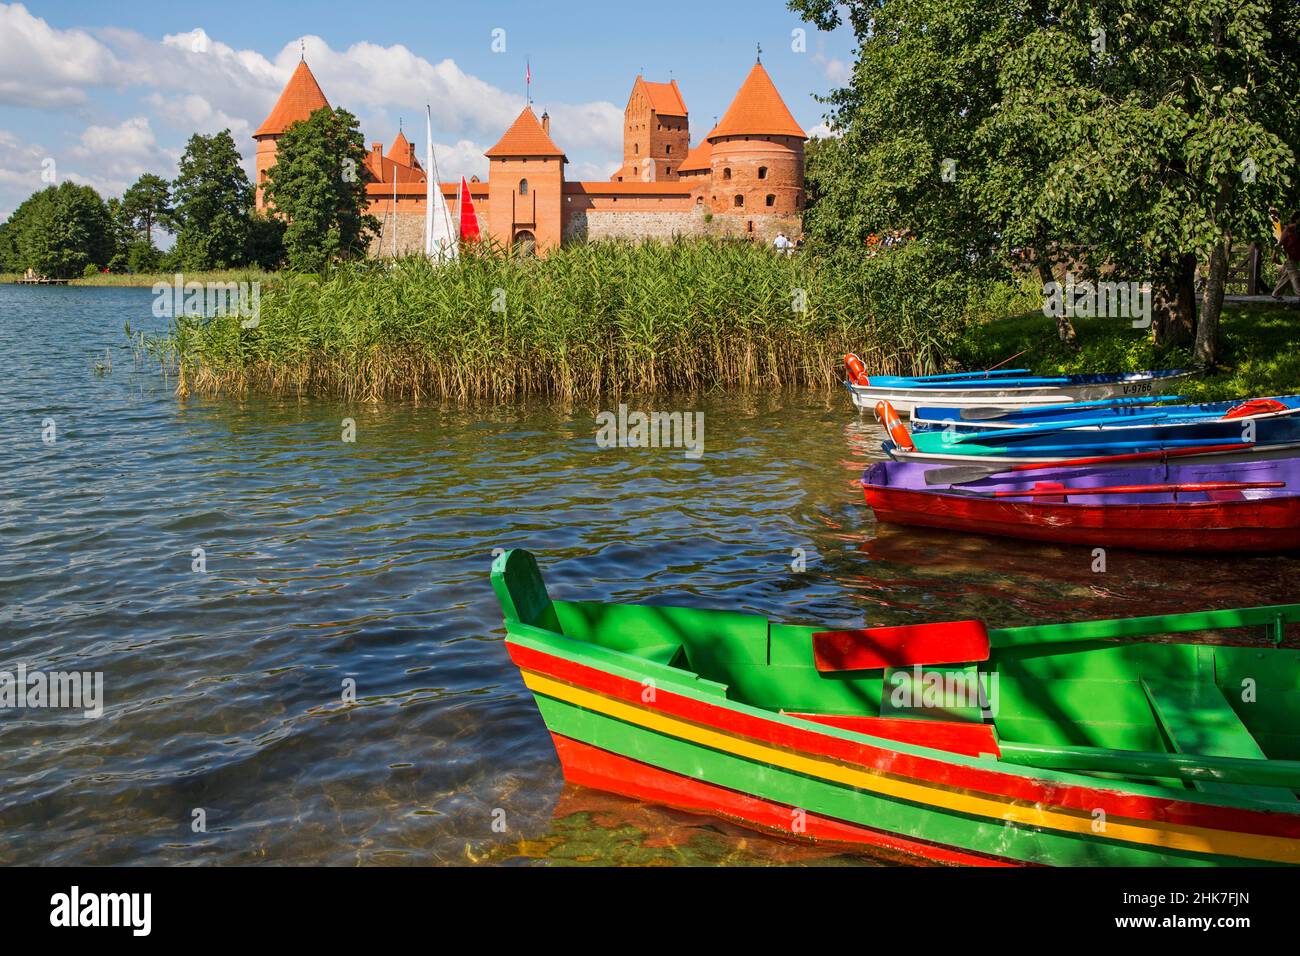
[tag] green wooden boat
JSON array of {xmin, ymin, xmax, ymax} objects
[{"xmin": 494, "ymin": 549, "xmax": 1300, "ymax": 865}]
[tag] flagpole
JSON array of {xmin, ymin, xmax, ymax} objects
[{"xmin": 424, "ymin": 106, "xmax": 434, "ymax": 257}]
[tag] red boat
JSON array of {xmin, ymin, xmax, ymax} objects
[{"xmin": 862, "ymin": 458, "xmax": 1300, "ymax": 552}]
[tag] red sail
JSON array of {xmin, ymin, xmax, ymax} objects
[{"xmin": 458, "ymin": 177, "xmax": 480, "ymax": 242}]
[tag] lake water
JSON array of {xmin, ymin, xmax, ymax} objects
[{"xmin": 1, "ymin": 283, "xmax": 1296, "ymax": 865}]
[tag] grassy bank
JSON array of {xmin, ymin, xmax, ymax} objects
[
  {"xmin": 164, "ymin": 240, "xmax": 1030, "ymax": 401},
  {"xmin": 955, "ymin": 305, "xmax": 1300, "ymax": 401},
  {"xmin": 77, "ymin": 269, "xmax": 275, "ymax": 288},
  {"xmin": 5, "ymin": 269, "xmax": 275, "ymax": 288}
]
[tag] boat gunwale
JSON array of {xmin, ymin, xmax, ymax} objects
[{"xmin": 503, "ymin": 617, "xmax": 1300, "ymax": 824}]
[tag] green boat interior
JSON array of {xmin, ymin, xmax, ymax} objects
[{"xmin": 494, "ymin": 550, "xmax": 1300, "ymax": 806}]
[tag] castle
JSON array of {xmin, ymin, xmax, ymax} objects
[{"xmin": 252, "ymin": 56, "xmax": 807, "ymax": 254}]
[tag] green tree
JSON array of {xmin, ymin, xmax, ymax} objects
[
  {"xmin": 171, "ymin": 130, "xmax": 253, "ymax": 269},
  {"xmin": 790, "ymin": 0, "xmax": 1300, "ymax": 363},
  {"xmin": 3, "ymin": 182, "xmax": 114, "ymax": 278},
  {"xmin": 262, "ymin": 106, "xmax": 378, "ymax": 272},
  {"xmin": 1023, "ymin": 2, "xmax": 1299, "ymax": 363},
  {"xmin": 120, "ymin": 173, "xmax": 172, "ymax": 246}
]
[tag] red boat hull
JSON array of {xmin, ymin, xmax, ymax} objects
[{"xmin": 863, "ymin": 485, "xmax": 1300, "ymax": 552}]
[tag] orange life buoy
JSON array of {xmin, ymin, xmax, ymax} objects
[
  {"xmin": 844, "ymin": 353, "xmax": 869, "ymax": 386},
  {"xmin": 874, "ymin": 400, "xmax": 915, "ymax": 452}
]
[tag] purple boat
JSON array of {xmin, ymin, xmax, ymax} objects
[{"xmin": 862, "ymin": 458, "xmax": 1300, "ymax": 552}]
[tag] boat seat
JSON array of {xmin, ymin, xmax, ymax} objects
[
  {"xmin": 812, "ymin": 620, "xmax": 989, "ymax": 672},
  {"xmin": 1141, "ymin": 676, "xmax": 1298, "ymax": 807}
]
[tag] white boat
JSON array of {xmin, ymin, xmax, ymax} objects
[{"xmin": 845, "ymin": 369, "xmax": 1191, "ymax": 417}]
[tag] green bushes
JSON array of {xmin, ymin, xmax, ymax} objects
[{"xmin": 165, "ymin": 238, "xmax": 1025, "ymax": 400}]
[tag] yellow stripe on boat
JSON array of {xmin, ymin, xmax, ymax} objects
[{"xmin": 522, "ymin": 669, "xmax": 1300, "ymax": 864}]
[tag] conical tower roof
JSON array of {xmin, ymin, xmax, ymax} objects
[
  {"xmin": 254, "ymin": 59, "xmax": 330, "ymax": 138},
  {"xmin": 708, "ymin": 62, "xmax": 806, "ymax": 141},
  {"xmin": 485, "ymin": 106, "xmax": 567, "ymax": 159}
]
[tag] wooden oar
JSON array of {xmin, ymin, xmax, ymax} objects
[
  {"xmin": 921, "ymin": 442, "xmax": 1255, "ymax": 485},
  {"xmin": 948, "ymin": 481, "xmax": 1283, "ymax": 499}
]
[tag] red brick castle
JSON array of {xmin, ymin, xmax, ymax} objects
[{"xmin": 253, "ymin": 55, "xmax": 807, "ymax": 254}]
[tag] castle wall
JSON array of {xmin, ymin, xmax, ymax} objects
[{"xmin": 563, "ymin": 205, "xmax": 802, "ymax": 244}]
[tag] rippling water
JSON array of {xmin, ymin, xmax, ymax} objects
[{"xmin": 1, "ymin": 284, "xmax": 1296, "ymax": 866}]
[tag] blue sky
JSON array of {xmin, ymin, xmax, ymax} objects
[{"xmin": 0, "ymin": 1, "xmax": 855, "ymax": 220}]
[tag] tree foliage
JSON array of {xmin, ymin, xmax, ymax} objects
[
  {"xmin": 262, "ymin": 106, "xmax": 378, "ymax": 272},
  {"xmin": 120, "ymin": 173, "xmax": 173, "ymax": 246},
  {"xmin": 791, "ymin": 0, "xmax": 1300, "ymax": 362},
  {"xmin": 171, "ymin": 130, "xmax": 254, "ymax": 270},
  {"xmin": 1, "ymin": 182, "xmax": 114, "ymax": 278}
]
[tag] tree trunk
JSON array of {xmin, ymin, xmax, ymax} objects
[
  {"xmin": 1037, "ymin": 256, "xmax": 1076, "ymax": 348},
  {"xmin": 1173, "ymin": 253, "xmax": 1198, "ymax": 344},
  {"xmin": 1194, "ymin": 239, "xmax": 1228, "ymax": 366}
]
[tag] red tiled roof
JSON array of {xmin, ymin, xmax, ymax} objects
[
  {"xmin": 365, "ymin": 151, "xmax": 426, "ymax": 185},
  {"xmin": 485, "ymin": 107, "xmax": 567, "ymax": 159},
  {"xmin": 676, "ymin": 129, "xmax": 715, "ymax": 172},
  {"xmin": 637, "ymin": 77, "xmax": 687, "ymax": 117},
  {"xmin": 254, "ymin": 60, "xmax": 330, "ymax": 138},
  {"xmin": 709, "ymin": 63, "xmax": 806, "ymax": 140}
]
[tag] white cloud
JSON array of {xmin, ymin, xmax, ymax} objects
[
  {"xmin": 811, "ymin": 51, "xmax": 851, "ymax": 87},
  {"xmin": 0, "ymin": 6, "xmax": 630, "ymax": 203},
  {"xmin": 806, "ymin": 121, "xmax": 840, "ymax": 139},
  {"xmin": 425, "ymin": 139, "xmax": 490, "ymax": 183},
  {"xmin": 0, "ymin": 4, "xmax": 123, "ymax": 108},
  {"xmin": 0, "ymin": 129, "xmax": 54, "ymax": 214}
]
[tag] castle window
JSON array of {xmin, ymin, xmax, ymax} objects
[
  {"xmin": 696, "ymin": 196, "xmax": 703, "ymax": 204},
  {"xmin": 634, "ymin": 143, "xmax": 639, "ymax": 155},
  {"xmin": 666, "ymin": 145, "xmax": 672, "ymax": 155},
  {"xmin": 665, "ymin": 166, "xmax": 671, "ymax": 175},
  {"xmin": 519, "ymin": 179, "xmax": 529, "ymax": 196},
  {"xmin": 758, "ymin": 166, "xmax": 768, "ymax": 179},
  {"xmin": 765, "ymin": 194, "xmax": 775, "ymax": 207},
  {"xmin": 734, "ymin": 195, "xmax": 744, "ymax": 208},
  {"xmin": 722, "ymin": 168, "xmax": 732, "ymax": 180}
]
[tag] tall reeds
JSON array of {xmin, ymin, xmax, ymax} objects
[{"xmin": 164, "ymin": 238, "xmax": 1027, "ymax": 401}]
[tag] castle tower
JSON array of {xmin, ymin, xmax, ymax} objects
[
  {"xmin": 613, "ymin": 76, "xmax": 689, "ymax": 182},
  {"xmin": 484, "ymin": 106, "xmax": 567, "ymax": 254},
  {"xmin": 386, "ymin": 129, "xmax": 420, "ymax": 171},
  {"xmin": 706, "ymin": 61, "xmax": 806, "ymax": 218},
  {"xmin": 253, "ymin": 59, "xmax": 330, "ymax": 211}
]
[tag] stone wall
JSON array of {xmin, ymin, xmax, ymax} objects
[
  {"xmin": 564, "ymin": 207, "xmax": 802, "ymax": 245},
  {"xmin": 368, "ymin": 211, "xmax": 430, "ymax": 257}
]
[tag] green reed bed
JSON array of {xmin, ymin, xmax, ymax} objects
[{"xmin": 164, "ymin": 239, "xmax": 1027, "ymax": 401}]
